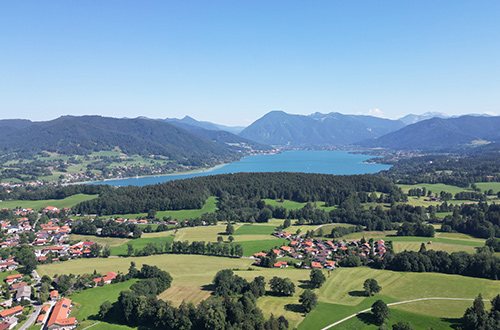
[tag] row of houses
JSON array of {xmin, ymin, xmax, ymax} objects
[
  {"xmin": 35, "ymin": 241, "xmax": 97, "ymax": 261},
  {"xmin": 0, "ymin": 305, "xmax": 22, "ymax": 329}
]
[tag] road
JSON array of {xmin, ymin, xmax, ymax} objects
[
  {"xmin": 19, "ymin": 303, "xmax": 43, "ymax": 330},
  {"xmin": 319, "ymin": 297, "xmax": 486, "ymax": 330}
]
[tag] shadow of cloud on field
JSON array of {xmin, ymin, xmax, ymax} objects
[{"xmin": 348, "ymin": 290, "xmax": 367, "ymax": 297}]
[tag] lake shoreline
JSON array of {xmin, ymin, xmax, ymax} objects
[
  {"xmin": 85, "ymin": 150, "xmax": 392, "ymax": 187},
  {"xmin": 72, "ymin": 162, "xmax": 230, "ymax": 185}
]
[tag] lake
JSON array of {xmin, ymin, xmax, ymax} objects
[{"xmin": 91, "ymin": 150, "xmax": 391, "ymax": 187}]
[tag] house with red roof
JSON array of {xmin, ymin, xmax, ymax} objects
[
  {"xmin": 253, "ymin": 252, "xmax": 267, "ymax": 258},
  {"xmin": 10, "ymin": 282, "xmax": 27, "ymax": 290},
  {"xmin": 0, "ymin": 305, "xmax": 23, "ymax": 320},
  {"xmin": 280, "ymin": 246, "xmax": 293, "ymax": 253},
  {"xmin": 5, "ymin": 274, "xmax": 22, "ymax": 285},
  {"xmin": 50, "ymin": 290, "xmax": 59, "ymax": 301},
  {"xmin": 93, "ymin": 272, "xmax": 118, "ymax": 286},
  {"xmin": 273, "ymin": 261, "xmax": 288, "ymax": 268},
  {"xmin": 46, "ymin": 298, "xmax": 77, "ymax": 330},
  {"xmin": 36, "ymin": 304, "xmax": 51, "ymax": 324},
  {"xmin": 311, "ymin": 262, "xmax": 323, "ymax": 269}
]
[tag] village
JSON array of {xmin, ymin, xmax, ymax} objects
[{"xmin": 252, "ymin": 231, "xmax": 387, "ymax": 270}]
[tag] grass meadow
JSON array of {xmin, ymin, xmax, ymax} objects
[
  {"xmin": 69, "ymin": 279, "xmax": 139, "ymax": 329},
  {"xmin": 298, "ymin": 267, "xmax": 500, "ymax": 329},
  {"xmin": 37, "ymin": 251, "xmax": 500, "ymax": 330},
  {"xmin": 264, "ymin": 199, "xmax": 337, "ymax": 212},
  {"xmin": 0, "ymin": 193, "xmax": 98, "ymax": 210}
]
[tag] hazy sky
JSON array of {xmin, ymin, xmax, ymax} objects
[{"xmin": 1, "ymin": 1, "xmax": 499, "ymax": 126}]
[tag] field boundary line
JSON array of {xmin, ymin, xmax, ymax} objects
[{"xmin": 320, "ymin": 297, "xmax": 485, "ymax": 330}]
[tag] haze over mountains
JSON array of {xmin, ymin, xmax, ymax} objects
[{"xmin": 0, "ymin": 111, "xmax": 498, "ymax": 155}]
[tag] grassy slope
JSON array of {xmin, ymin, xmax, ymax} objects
[
  {"xmin": 0, "ymin": 194, "xmax": 98, "ymax": 210},
  {"xmin": 38, "ymin": 253, "xmax": 500, "ymax": 329},
  {"xmin": 299, "ymin": 267, "xmax": 500, "ymax": 329}
]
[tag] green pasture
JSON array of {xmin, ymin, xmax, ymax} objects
[
  {"xmin": 37, "ymin": 254, "xmax": 254, "ymax": 288},
  {"xmin": 233, "ymin": 225, "xmax": 276, "ymax": 235},
  {"xmin": 397, "ymin": 183, "xmax": 471, "ymax": 195},
  {"xmin": 37, "ymin": 251, "xmax": 500, "ymax": 330},
  {"xmin": 264, "ymin": 199, "xmax": 337, "ymax": 212},
  {"xmin": 393, "ymin": 241, "xmax": 477, "ymax": 254},
  {"xmin": 110, "ymin": 196, "xmax": 218, "ymax": 220},
  {"xmin": 238, "ymin": 239, "xmax": 289, "ymax": 256},
  {"xmin": 70, "ymin": 279, "xmax": 138, "ymax": 329},
  {"xmin": 110, "ymin": 236, "xmax": 175, "ymax": 256},
  {"xmin": 0, "ymin": 193, "xmax": 98, "ymax": 210},
  {"xmin": 341, "ymin": 231, "xmax": 485, "ymax": 249},
  {"xmin": 300, "ymin": 267, "xmax": 500, "ymax": 329},
  {"xmin": 316, "ymin": 305, "xmax": 460, "ymax": 330},
  {"xmin": 476, "ymin": 182, "xmax": 500, "ymax": 194}
]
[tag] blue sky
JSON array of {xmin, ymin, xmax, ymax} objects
[{"xmin": 1, "ymin": 1, "xmax": 499, "ymax": 126}]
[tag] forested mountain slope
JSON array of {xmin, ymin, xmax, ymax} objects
[
  {"xmin": 0, "ymin": 116, "xmax": 238, "ymax": 164},
  {"xmin": 360, "ymin": 115, "xmax": 500, "ymax": 150},
  {"xmin": 238, "ymin": 111, "xmax": 405, "ymax": 146}
]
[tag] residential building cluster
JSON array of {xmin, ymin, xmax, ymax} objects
[{"xmin": 252, "ymin": 231, "xmax": 387, "ymax": 269}]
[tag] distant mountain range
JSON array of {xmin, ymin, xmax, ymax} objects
[
  {"xmin": 398, "ymin": 112, "xmax": 449, "ymax": 125},
  {"xmin": 1, "ymin": 111, "xmax": 498, "ymax": 155},
  {"xmin": 165, "ymin": 115, "xmax": 245, "ymax": 134},
  {"xmin": 238, "ymin": 111, "xmax": 406, "ymax": 146},
  {"xmin": 0, "ymin": 116, "xmax": 242, "ymax": 165},
  {"xmin": 359, "ymin": 116, "xmax": 500, "ymax": 150},
  {"xmin": 160, "ymin": 119, "xmax": 271, "ymax": 152}
]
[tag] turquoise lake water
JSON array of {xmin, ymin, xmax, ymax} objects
[{"xmin": 91, "ymin": 150, "xmax": 391, "ymax": 187}]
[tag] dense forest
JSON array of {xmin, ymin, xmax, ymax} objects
[
  {"xmin": 376, "ymin": 247, "xmax": 500, "ymax": 280},
  {"xmin": 378, "ymin": 153, "xmax": 500, "ymax": 186},
  {"xmin": 72, "ymin": 172, "xmax": 406, "ymax": 215},
  {"xmin": 441, "ymin": 203, "xmax": 500, "ymax": 238}
]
